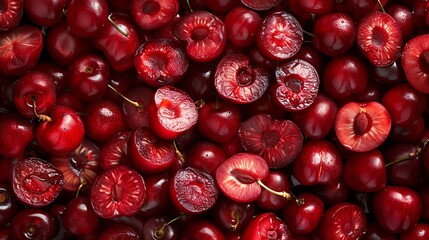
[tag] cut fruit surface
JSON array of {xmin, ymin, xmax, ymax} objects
[
  {"xmin": 238, "ymin": 114, "xmax": 303, "ymax": 169},
  {"xmin": 402, "ymin": 34, "xmax": 429, "ymax": 93},
  {"xmin": 335, "ymin": 101, "xmax": 391, "ymax": 152},
  {"xmin": 215, "ymin": 153, "xmax": 269, "ymax": 203}
]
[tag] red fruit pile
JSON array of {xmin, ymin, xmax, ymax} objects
[{"xmin": 1, "ymin": 0, "xmax": 429, "ymax": 239}]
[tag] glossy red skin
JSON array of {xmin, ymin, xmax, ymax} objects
[
  {"xmin": 293, "ymin": 140, "xmax": 342, "ymax": 186},
  {"xmin": 384, "ymin": 144, "xmax": 423, "ymax": 187},
  {"xmin": 128, "ymin": 127, "xmax": 176, "ymax": 174},
  {"xmin": 149, "ymin": 86, "xmax": 198, "ymax": 140},
  {"xmin": 382, "ymin": 83, "xmax": 426, "ymax": 127},
  {"xmin": 141, "ymin": 215, "xmax": 179, "ymax": 240},
  {"xmin": 363, "ymin": 222, "xmax": 398, "ymax": 240},
  {"xmin": 197, "ymin": 100, "xmax": 241, "ymax": 144},
  {"xmin": 122, "ymin": 87, "xmax": 154, "ymax": 130},
  {"xmin": 13, "ymin": 71, "xmax": 56, "ymax": 118},
  {"xmin": 342, "ymin": 150, "xmax": 387, "ymax": 192},
  {"xmin": 186, "ymin": 141, "xmax": 226, "ymax": 176},
  {"xmin": 56, "ymin": 92, "xmax": 85, "ymax": 113},
  {"xmin": 10, "ymin": 208, "xmax": 56, "ymax": 240},
  {"xmin": 402, "ymin": 34, "xmax": 429, "ymax": 94},
  {"xmin": 0, "ymin": 0, "xmax": 23, "ymax": 31},
  {"xmin": 312, "ymin": 179, "xmax": 350, "ymax": 206},
  {"xmin": 292, "ymin": 44, "xmax": 325, "ymax": 74},
  {"xmin": 399, "ymin": 223, "xmax": 429, "ymax": 240},
  {"xmin": 0, "ymin": 183, "xmax": 19, "ymax": 227},
  {"xmin": 139, "ymin": 173, "xmax": 171, "ymax": 217},
  {"xmin": 177, "ymin": 61, "xmax": 216, "ymax": 102},
  {"xmin": 24, "ymin": 0, "xmax": 65, "ymax": 27},
  {"xmin": 319, "ymin": 203, "xmax": 367, "ymax": 240},
  {"xmin": 312, "ymin": 12, "xmax": 355, "ymax": 56},
  {"xmin": 61, "ymin": 197, "xmax": 99, "ymax": 235},
  {"xmin": 241, "ymin": 0, "xmax": 282, "ymax": 11},
  {"xmin": 66, "ymin": 0, "xmax": 109, "ymax": 37},
  {"xmin": 224, "ymin": 6, "xmax": 262, "ymax": 48},
  {"xmin": 256, "ymin": 171, "xmax": 290, "ymax": 211},
  {"xmin": 33, "ymin": 62, "xmax": 68, "ymax": 93},
  {"xmin": 282, "ymin": 193, "xmax": 324, "ymax": 235},
  {"xmin": 373, "ymin": 186, "xmax": 422, "ymax": 233},
  {"xmin": 67, "ymin": 54, "xmax": 110, "ymax": 102},
  {"xmin": 0, "ymin": 25, "xmax": 43, "ymax": 76},
  {"xmin": 257, "ymin": 11, "xmax": 303, "ymax": 61},
  {"xmin": 99, "ymin": 131, "xmax": 132, "ymax": 170},
  {"xmin": 248, "ymin": 46, "xmax": 276, "ymax": 72},
  {"xmin": 0, "ymin": 113, "xmax": 35, "ymax": 159},
  {"xmin": 130, "ymin": 0, "xmax": 179, "ymax": 30},
  {"xmin": 291, "ymin": 94, "xmax": 338, "ymax": 139},
  {"xmin": 288, "ymin": 0, "xmax": 334, "ymax": 19},
  {"xmin": 389, "ymin": 116, "xmax": 425, "ymax": 144},
  {"xmin": 83, "ymin": 100, "xmax": 129, "ymax": 142},
  {"xmin": 179, "ymin": 220, "xmax": 225, "ymax": 240},
  {"xmin": 242, "ymin": 212, "xmax": 291, "ymax": 240},
  {"xmin": 322, "ymin": 54, "xmax": 368, "ymax": 100},
  {"xmin": 206, "ymin": 0, "xmax": 240, "ymax": 14},
  {"xmin": 93, "ymin": 14, "xmax": 141, "ymax": 71},
  {"xmin": 370, "ymin": 59, "xmax": 405, "ymax": 85},
  {"xmin": 104, "ymin": 70, "xmax": 137, "ymax": 105},
  {"xmin": 386, "ymin": 4, "xmax": 417, "ymax": 40},
  {"xmin": 99, "ymin": 222, "xmax": 140, "ymax": 240},
  {"xmin": 175, "ymin": 11, "xmax": 226, "ymax": 62},
  {"xmin": 36, "ymin": 105, "xmax": 84, "ymax": 155},
  {"xmin": 212, "ymin": 196, "xmax": 255, "ymax": 232},
  {"xmin": 46, "ymin": 20, "xmax": 96, "ymax": 66}
]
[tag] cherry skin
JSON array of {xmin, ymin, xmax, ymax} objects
[
  {"xmin": 223, "ymin": 6, "xmax": 262, "ymax": 48},
  {"xmin": 186, "ymin": 141, "xmax": 226, "ymax": 176},
  {"xmin": 0, "ymin": 183, "xmax": 19, "ymax": 227},
  {"xmin": 139, "ymin": 173, "xmax": 171, "ymax": 217},
  {"xmin": 61, "ymin": 196, "xmax": 99, "ymax": 235},
  {"xmin": 179, "ymin": 220, "xmax": 226, "ymax": 240},
  {"xmin": 256, "ymin": 170, "xmax": 290, "ymax": 211},
  {"xmin": 400, "ymin": 223, "xmax": 429, "ymax": 240},
  {"xmin": 66, "ymin": 0, "xmax": 109, "ymax": 37},
  {"xmin": 24, "ymin": 0, "xmax": 66, "ymax": 27},
  {"xmin": 211, "ymin": 196, "xmax": 255, "ymax": 232},
  {"xmin": 0, "ymin": 113, "xmax": 35, "ymax": 159},
  {"xmin": 10, "ymin": 208, "xmax": 57, "ymax": 240}
]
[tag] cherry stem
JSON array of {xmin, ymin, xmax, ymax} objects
[
  {"xmin": 302, "ymin": 29, "xmax": 315, "ymax": 38},
  {"xmin": 377, "ymin": 0, "xmax": 385, "ymax": 13},
  {"xmin": 231, "ymin": 210, "xmax": 240, "ymax": 231},
  {"xmin": 173, "ymin": 140, "xmax": 185, "ymax": 163},
  {"xmin": 385, "ymin": 145, "xmax": 423, "ymax": 167},
  {"xmin": 62, "ymin": 8, "xmax": 67, "ymax": 17},
  {"xmin": 153, "ymin": 215, "xmax": 182, "ymax": 239},
  {"xmin": 186, "ymin": 0, "xmax": 193, "ymax": 12},
  {"xmin": 75, "ymin": 179, "xmax": 87, "ymax": 198},
  {"xmin": 108, "ymin": 84, "xmax": 141, "ymax": 108},
  {"xmin": 257, "ymin": 180, "xmax": 292, "ymax": 200},
  {"xmin": 107, "ymin": 14, "xmax": 129, "ymax": 37}
]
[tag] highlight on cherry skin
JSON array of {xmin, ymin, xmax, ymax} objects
[{"xmin": 2, "ymin": 0, "xmax": 429, "ymax": 239}]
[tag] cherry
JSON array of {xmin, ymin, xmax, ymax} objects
[
  {"xmin": 99, "ymin": 222, "xmax": 140, "ymax": 240},
  {"xmin": 0, "ymin": 25, "xmax": 43, "ymax": 76},
  {"xmin": 363, "ymin": 221, "xmax": 398, "ymax": 240},
  {"xmin": 10, "ymin": 208, "xmax": 57, "ymax": 240},
  {"xmin": 176, "ymin": 10, "xmax": 226, "ymax": 63},
  {"xmin": 115, "ymin": 88, "xmax": 153, "ymax": 129},
  {"xmin": 130, "ymin": 0, "xmax": 179, "ymax": 30},
  {"xmin": 256, "ymin": 170, "xmax": 290, "ymax": 211},
  {"xmin": 90, "ymin": 165, "xmax": 146, "ymax": 218},
  {"xmin": 402, "ymin": 34, "xmax": 429, "ymax": 93},
  {"xmin": 257, "ymin": 11, "xmax": 303, "ymax": 61},
  {"xmin": 238, "ymin": 114, "xmax": 303, "ymax": 169},
  {"xmin": 56, "ymin": 91, "xmax": 85, "ymax": 113},
  {"xmin": 12, "ymin": 157, "xmax": 64, "ymax": 207},
  {"xmin": 241, "ymin": 0, "xmax": 282, "ymax": 11},
  {"xmin": 0, "ymin": 113, "xmax": 35, "ymax": 159},
  {"xmin": 312, "ymin": 12, "xmax": 355, "ymax": 57},
  {"xmin": 399, "ymin": 223, "xmax": 429, "ymax": 239},
  {"xmin": 23, "ymin": 0, "xmax": 65, "ymax": 27},
  {"xmin": 370, "ymin": 58, "xmax": 405, "ymax": 85},
  {"xmin": 134, "ymin": 39, "xmax": 189, "ymax": 87},
  {"xmin": 0, "ymin": 183, "xmax": 19, "ymax": 227},
  {"xmin": 33, "ymin": 61, "xmax": 68, "ymax": 93},
  {"xmin": 241, "ymin": 212, "xmax": 291, "ymax": 240},
  {"xmin": 386, "ymin": 4, "xmax": 417, "ymax": 41},
  {"xmin": 318, "ymin": 202, "xmax": 367, "ymax": 240},
  {"xmin": 293, "ymin": 139, "xmax": 342, "ymax": 186},
  {"xmin": 186, "ymin": 141, "xmax": 226, "ymax": 176},
  {"xmin": 271, "ymin": 59, "xmax": 320, "ymax": 112},
  {"xmin": 288, "ymin": 0, "xmax": 335, "ymax": 20},
  {"xmin": 223, "ymin": 6, "xmax": 262, "ymax": 48},
  {"xmin": 211, "ymin": 196, "xmax": 255, "ymax": 232},
  {"xmin": 179, "ymin": 220, "xmax": 226, "ymax": 240},
  {"xmin": 61, "ymin": 196, "xmax": 99, "ymax": 235},
  {"xmin": 66, "ymin": 0, "xmax": 109, "ymax": 37},
  {"xmin": 177, "ymin": 61, "xmax": 216, "ymax": 102},
  {"xmin": 206, "ymin": 0, "xmax": 240, "ymax": 14},
  {"xmin": 139, "ymin": 172, "xmax": 171, "ymax": 217},
  {"xmin": 373, "ymin": 186, "xmax": 422, "ymax": 233},
  {"xmin": 388, "ymin": 116, "xmax": 425, "ymax": 144},
  {"xmin": 0, "ymin": 0, "xmax": 23, "ymax": 31}
]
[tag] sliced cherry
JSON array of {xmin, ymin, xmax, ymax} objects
[
  {"xmin": 99, "ymin": 131, "xmax": 132, "ymax": 170},
  {"xmin": 335, "ymin": 101, "xmax": 391, "ymax": 152},
  {"xmin": 238, "ymin": 114, "xmax": 303, "ymax": 169},
  {"xmin": 50, "ymin": 138, "xmax": 101, "ymax": 192},
  {"xmin": 214, "ymin": 53, "xmax": 269, "ymax": 104},
  {"xmin": 257, "ymin": 11, "xmax": 303, "ymax": 61},
  {"xmin": 12, "ymin": 157, "xmax": 64, "ymax": 207},
  {"xmin": 149, "ymin": 86, "xmax": 198, "ymax": 140},
  {"xmin": 0, "ymin": 113, "xmax": 35, "ymax": 159},
  {"xmin": 241, "ymin": 212, "xmax": 291, "ymax": 240},
  {"xmin": 402, "ymin": 34, "xmax": 429, "ymax": 93},
  {"xmin": 175, "ymin": 11, "xmax": 226, "ymax": 62},
  {"xmin": 170, "ymin": 167, "xmax": 218, "ymax": 214},
  {"xmin": 0, "ymin": 25, "xmax": 43, "ymax": 76},
  {"xmin": 134, "ymin": 39, "xmax": 189, "ymax": 87},
  {"xmin": 357, "ymin": 11, "xmax": 402, "ymax": 67},
  {"xmin": 130, "ymin": 0, "xmax": 179, "ymax": 30},
  {"xmin": 128, "ymin": 127, "xmax": 176, "ymax": 174},
  {"xmin": 318, "ymin": 203, "xmax": 367, "ymax": 240},
  {"xmin": 12, "ymin": 70, "xmax": 56, "ymax": 118},
  {"xmin": 0, "ymin": 0, "xmax": 23, "ymax": 31},
  {"xmin": 90, "ymin": 165, "xmax": 146, "ymax": 218},
  {"xmin": 241, "ymin": 0, "xmax": 282, "ymax": 11},
  {"xmin": 271, "ymin": 59, "xmax": 319, "ymax": 112}
]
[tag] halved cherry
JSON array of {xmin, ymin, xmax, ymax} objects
[
  {"xmin": 99, "ymin": 131, "xmax": 132, "ymax": 170},
  {"xmin": 271, "ymin": 59, "xmax": 319, "ymax": 112},
  {"xmin": 238, "ymin": 114, "xmax": 303, "ymax": 169},
  {"xmin": 50, "ymin": 138, "xmax": 101, "ymax": 192},
  {"xmin": 216, "ymin": 152, "xmax": 272, "ymax": 203},
  {"xmin": 130, "ymin": 0, "xmax": 179, "ymax": 30},
  {"xmin": 90, "ymin": 165, "xmax": 146, "ymax": 218},
  {"xmin": 241, "ymin": 0, "xmax": 282, "ymax": 11},
  {"xmin": 12, "ymin": 157, "xmax": 64, "ymax": 207},
  {"xmin": 241, "ymin": 212, "xmax": 292, "ymax": 240},
  {"xmin": 175, "ymin": 11, "xmax": 226, "ymax": 62},
  {"xmin": 0, "ymin": 25, "xmax": 43, "ymax": 76},
  {"xmin": 149, "ymin": 86, "xmax": 198, "ymax": 140},
  {"xmin": 0, "ymin": 0, "xmax": 23, "ymax": 31},
  {"xmin": 170, "ymin": 167, "xmax": 218, "ymax": 214},
  {"xmin": 257, "ymin": 11, "xmax": 303, "ymax": 61},
  {"xmin": 214, "ymin": 53, "xmax": 269, "ymax": 104},
  {"xmin": 128, "ymin": 127, "xmax": 176, "ymax": 174},
  {"xmin": 335, "ymin": 101, "xmax": 391, "ymax": 152},
  {"xmin": 402, "ymin": 34, "xmax": 429, "ymax": 93},
  {"xmin": 357, "ymin": 11, "xmax": 402, "ymax": 67}
]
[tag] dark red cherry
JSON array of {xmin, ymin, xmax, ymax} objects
[
  {"xmin": 0, "ymin": 113, "xmax": 35, "ymax": 159},
  {"xmin": 223, "ymin": 6, "xmax": 262, "ymax": 48},
  {"xmin": 0, "ymin": 183, "xmax": 19, "ymax": 227},
  {"xmin": 66, "ymin": 0, "xmax": 109, "ymax": 37},
  {"xmin": 10, "ymin": 208, "xmax": 56, "ymax": 240},
  {"xmin": 212, "ymin": 196, "xmax": 255, "ymax": 232},
  {"xmin": 186, "ymin": 141, "xmax": 226, "ymax": 176},
  {"xmin": 62, "ymin": 196, "xmax": 99, "ymax": 235},
  {"xmin": 180, "ymin": 220, "xmax": 226, "ymax": 240},
  {"xmin": 139, "ymin": 172, "xmax": 171, "ymax": 217},
  {"xmin": 256, "ymin": 171, "xmax": 290, "ymax": 211},
  {"xmin": 24, "ymin": 0, "xmax": 65, "ymax": 27}
]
